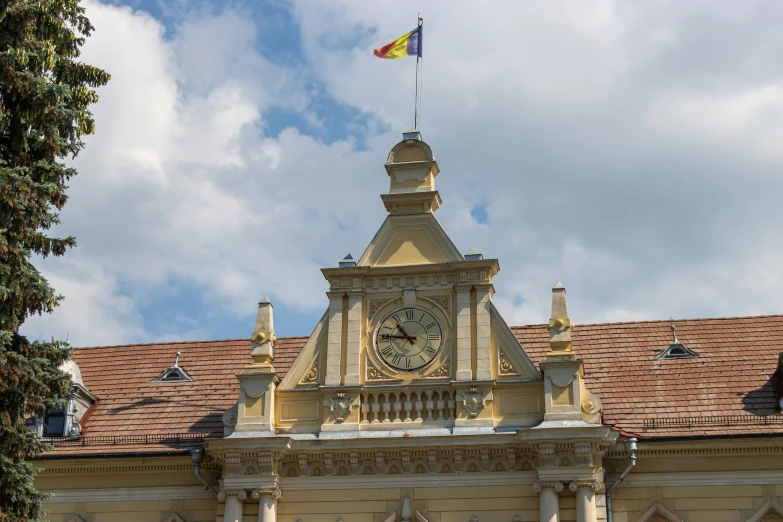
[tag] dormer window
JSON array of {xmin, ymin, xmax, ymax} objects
[
  {"xmin": 656, "ymin": 321, "xmax": 698, "ymax": 360},
  {"xmin": 154, "ymin": 352, "xmax": 193, "ymax": 382}
]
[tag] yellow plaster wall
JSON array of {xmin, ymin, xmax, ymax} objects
[
  {"xmin": 610, "ymin": 484, "xmax": 783, "ymax": 522},
  {"xmin": 42, "ymin": 498, "xmax": 217, "ymax": 522}
]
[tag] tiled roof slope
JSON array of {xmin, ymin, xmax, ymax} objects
[
  {"xmin": 514, "ymin": 315, "xmax": 783, "ymax": 438},
  {"xmin": 46, "ymin": 316, "xmax": 783, "ymax": 457}
]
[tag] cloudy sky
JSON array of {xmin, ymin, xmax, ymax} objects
[{"xmin": 22, "ymin": 0, "xmax": 783, "ymax": 347}]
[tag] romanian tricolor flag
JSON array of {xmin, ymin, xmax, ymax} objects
[{"xmin": 373, "ymin": 24, "xmax": 422, "ymax": 59}]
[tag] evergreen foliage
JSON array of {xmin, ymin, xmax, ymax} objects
[{"xmin": 0, "ymin": 0, "xmax": 109, "ymax": 519}]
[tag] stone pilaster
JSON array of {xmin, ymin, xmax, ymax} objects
[
  {"xmin": 325, "ymin": 292, "xmax": 344, "ymax": 386},
  {"xmin": 343, "ymin": 291, "xmax": 364, "ymax": 385},
  {"xmin": 475, "ymin": 284, "xmax": 493, "ymax": 380},
  {"xmin": 455, "ymin": 285, "xmax": 473, "ymax": 381}
]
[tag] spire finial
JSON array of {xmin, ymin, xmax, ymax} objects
[
  {"xmin": 248, "ymin": 296, "xmax": 277, "ymax": 371},
  {"xmin": 547, "ymin": 281, "xmax": 576, "ymax": 360},
  {"xmin": 670, "ymin": 317, "xmax": 679, "ymax": 343}
]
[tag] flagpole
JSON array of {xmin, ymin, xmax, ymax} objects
[{"xmin": 414, "ymin": 14, "xmax": 422, "ymax": 131}]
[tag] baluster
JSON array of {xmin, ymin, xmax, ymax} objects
[
  {"xmin": 361, "ymin": 393, "xmax": 369, "ymax": 424},
  {"xmin": 382, "ymin": 393, "xmax": 391, "ymax": 423},
  {"xmin": 371, "ymin": 393, "xmax": 381, "ymax": 423},
  {"xmin": 403, "ymin": 391, "xmax": 413, "ymax": 422},
  {"xmin": 447, "ymin": 390, "xmax": 456, "ymax": 420},
  {"xmin": 436, "ymin": 390, "xmax": 445, "ymax": 420},
  {"xmin": 414, "ymin": 392, "xmax": 423, "ymax": 422},
  {"xmin": 392, "ymin": 392, "xmax": 402, "ymax": 422},
  {"xmin": 425, "ymin": 390, "xmax": 434, "ymax": 421}
]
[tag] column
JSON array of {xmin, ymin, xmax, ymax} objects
[
  {"xmin": 570, "ymin": 482, "xmax": 600, "ymax": 522},
  {"xmin": 253, "ymin": 487, "xmax": 281, "ymax": 522},
  {"xmin": 218, "ymin": 490, "xmax": 246, "ymax": 522},
  {"xmin": 455, "ymin": 285, "xmax": 473, "ymax": 381},
  {"xmin": 533, "ymin": 482, "xmax": 562, "ymax": 522},
  {"xmin": 325, "ymin": 293, "xmax": 344, "ymax": 386},
  {"xmin": 343, "ymin": 292, "xmax": 364, "ymax": 385}
]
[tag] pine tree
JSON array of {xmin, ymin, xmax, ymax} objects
[{"xmin": 0, "ymin": 0, "xmax": 109, "ymax": 519}]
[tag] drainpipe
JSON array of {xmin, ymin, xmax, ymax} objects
[
  {"xmin": 191, "ymin": 447, "xmax": 218, "ymax": 497},
  {"xmin": 606, "ymin": 438, "xmax": 637, "ymax": 522}
]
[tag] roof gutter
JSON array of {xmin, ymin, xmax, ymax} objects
[
  {"xmin": 191, "ymin": 447, "xmax": 218, "ymax": 497},
  {"xmin": 606, "ymin": 438, "xmax": 637, "ymax": 522}
]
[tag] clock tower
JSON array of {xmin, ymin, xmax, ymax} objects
[{"xmin": 275, "ymin": 130, "xmax": 547, "ymax": 432}]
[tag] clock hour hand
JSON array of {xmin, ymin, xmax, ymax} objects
[{"xmin": 394, "ymin": 322, "xmax": 417, "ymax": 343}]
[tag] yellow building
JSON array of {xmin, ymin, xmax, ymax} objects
[{"xmin": 36, "ymin": 132, "xmax": 783, "ymax": 522}]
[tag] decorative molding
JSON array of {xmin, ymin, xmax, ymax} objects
[
  {"xmin": 569, "ymin": 481, "xmax": 600, "ymax": 492},
  {"xmin": 461, "ymin": 387, "xmax": 491, "ymax": 418},
  {"xmin": 163, "ymin": 514, "xmax": 186, "ymax": 522},
  {"xmin": 532, "ymin": 481, "xmax": 564, "ymax": 493},
  {"xmin": 299, "ymin": 359, "xmax": 319, "ymax": 386},
  {"xmin": 44, "ymin": 486, "xmax": 214, "ymax": 502},
  {"xmin": 366, "ymin": 357, "xmax": 395, "ymax": 382},
  {"xmin": 40, "ymin": 463, "xmax": 204, "ymax": 476},
  {"xmin": 252, "ymin": 487, "xmax": 281, "ymax": 500},
  {"xmin": 428, "ymin": 295, "xmax": 450, "ymax": 314},
  {"xmin": 217, "ymin": 490, "xmax": 247, "ymax": 502},
  {"xmin": 607, "ymin": 443, "xmax": 783, "ymax": 459},
  {"xmin": 280, "ymin": 470, "xmax": 537, "ymax": 490},
  {"xmin": 369, "ymin": 299, "xmax": 393, "ymax": 319},
  {"xmin": 329, "ymin": 393, "xmax": 353, "ymax": 422},
  {"xmin": 429, "ymin": 360, "xmax": 449, "ymax": 378},
  {"xmin": 622, "ymin": 469, "xmax": 783, "ymax": 487},
  {"xmin": 223, "ymin": 401, "xmax": 238, "ymax": 436},
  {"xmin": 636, "ymin": 502, "xmax": 683, "ymax": 522},
  {"xmin": 498, "ymin": 350, "xmax": 518, "ymax": 375},
  {"xmin": 746, "ymin": 500, "xmax": 783, "ymax": 522},
  {"xmin": 278, "ymin": 447, "xmax": 535, "ymax": 479}
]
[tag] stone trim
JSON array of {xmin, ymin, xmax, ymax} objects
[
  {"xmin": 43, "ymin": 486, "xmax": 214, "ymax": 502},
  {"xmin": 622, "ymin": 469, "xmax": 783, "ymax": 486},
  {"xmin": 278, "ymin": 471, "xmax": 537, "ymax": 490},
  {"xmin": 218, "ymin": 490, "xmax": 247, "ymax": 502},
  {"xmin": 532, "ymin": 481, "xmax": 564, "ymax": 493},
  {"xmin": 744, "ymin": 500, "xmax": 783, "ymax": 522},
  {"xmin": 636, "ymin": 502, "xmax": 683, "ymax": 522}
]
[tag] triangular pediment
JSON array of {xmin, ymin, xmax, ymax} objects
[
  {"xmin": 490, "ymin": 303, "xmax": 541, "ymax": 380},
  {"xmin": 357, "ymin": 214, "xmax": 463, "ymax": 267}
]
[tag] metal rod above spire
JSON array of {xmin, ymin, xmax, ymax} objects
[{"xmin": 414, "ymin": 14, "xmax": 423, "ymax": 131}]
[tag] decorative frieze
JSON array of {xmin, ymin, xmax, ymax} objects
[{"xmin": 276, "ymin": 446, "xmax": 534, "ymax": 478}]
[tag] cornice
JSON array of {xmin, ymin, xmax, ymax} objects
[
  {"xmin": 38, "ymin": 455, "xmax": 210, "ymax": 476},
  {"xmin": 279, "ymin": 471, "xmax": 536, "ymax": 490},
  {"xmin": 43, "ymin": 486, "xmax": 213, "ymax": 502},
  {"xmin": 606, "ymin": 438, "xmax": 783, "ymax": 459},
  {"xmin": 623, "ymin": 469, "xmax": 783, "ymax": 487}
]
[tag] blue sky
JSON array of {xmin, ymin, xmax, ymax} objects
[{"xmin": 23, "ymin": 0, "xmax": 783, "ymax": 346}]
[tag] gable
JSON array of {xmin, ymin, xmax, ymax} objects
[{"xmin": 357, "ymin": 214, "xmax": 463, "ymax": 267}]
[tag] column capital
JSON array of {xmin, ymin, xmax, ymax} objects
[
  {"xmin": 218, "ymin": 489, "xmax": 247, "ymax": 502},
  {"xmin": 252, "ymin": 487, "xmax": 282, "ymax": 500},
  {"xmin": 569, "ymin": 481, "xmax": 601, "ymax": 492},
  {"xmin": 533, "ymin": 481, "xmax": 564, "ymax": 493}
]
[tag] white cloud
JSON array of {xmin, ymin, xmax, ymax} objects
[{"xmin": 22, "ymin": 0, "xmax": 783, "ymax": 346}]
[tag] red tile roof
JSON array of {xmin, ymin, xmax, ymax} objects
[{"xmin": 46, "ymin": 315, "xmax": 783, "ymax": 457}]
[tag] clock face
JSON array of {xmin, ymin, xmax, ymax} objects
[{"xmin": 376, "ymin": 307, "xmax": 443, "ymax": 371}]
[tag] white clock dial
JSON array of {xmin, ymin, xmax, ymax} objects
[{"xmin": 376, "ymin": 307, "xmax": 443, "ymax": 371}]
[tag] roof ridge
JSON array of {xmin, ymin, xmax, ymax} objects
[
  {"xmin": 74, "ymin": 336, "xmax": 310, "ymax": 350},
  {"xmin": 510, "ymin": 313, "xmax": 783, "ymax": 330}
]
